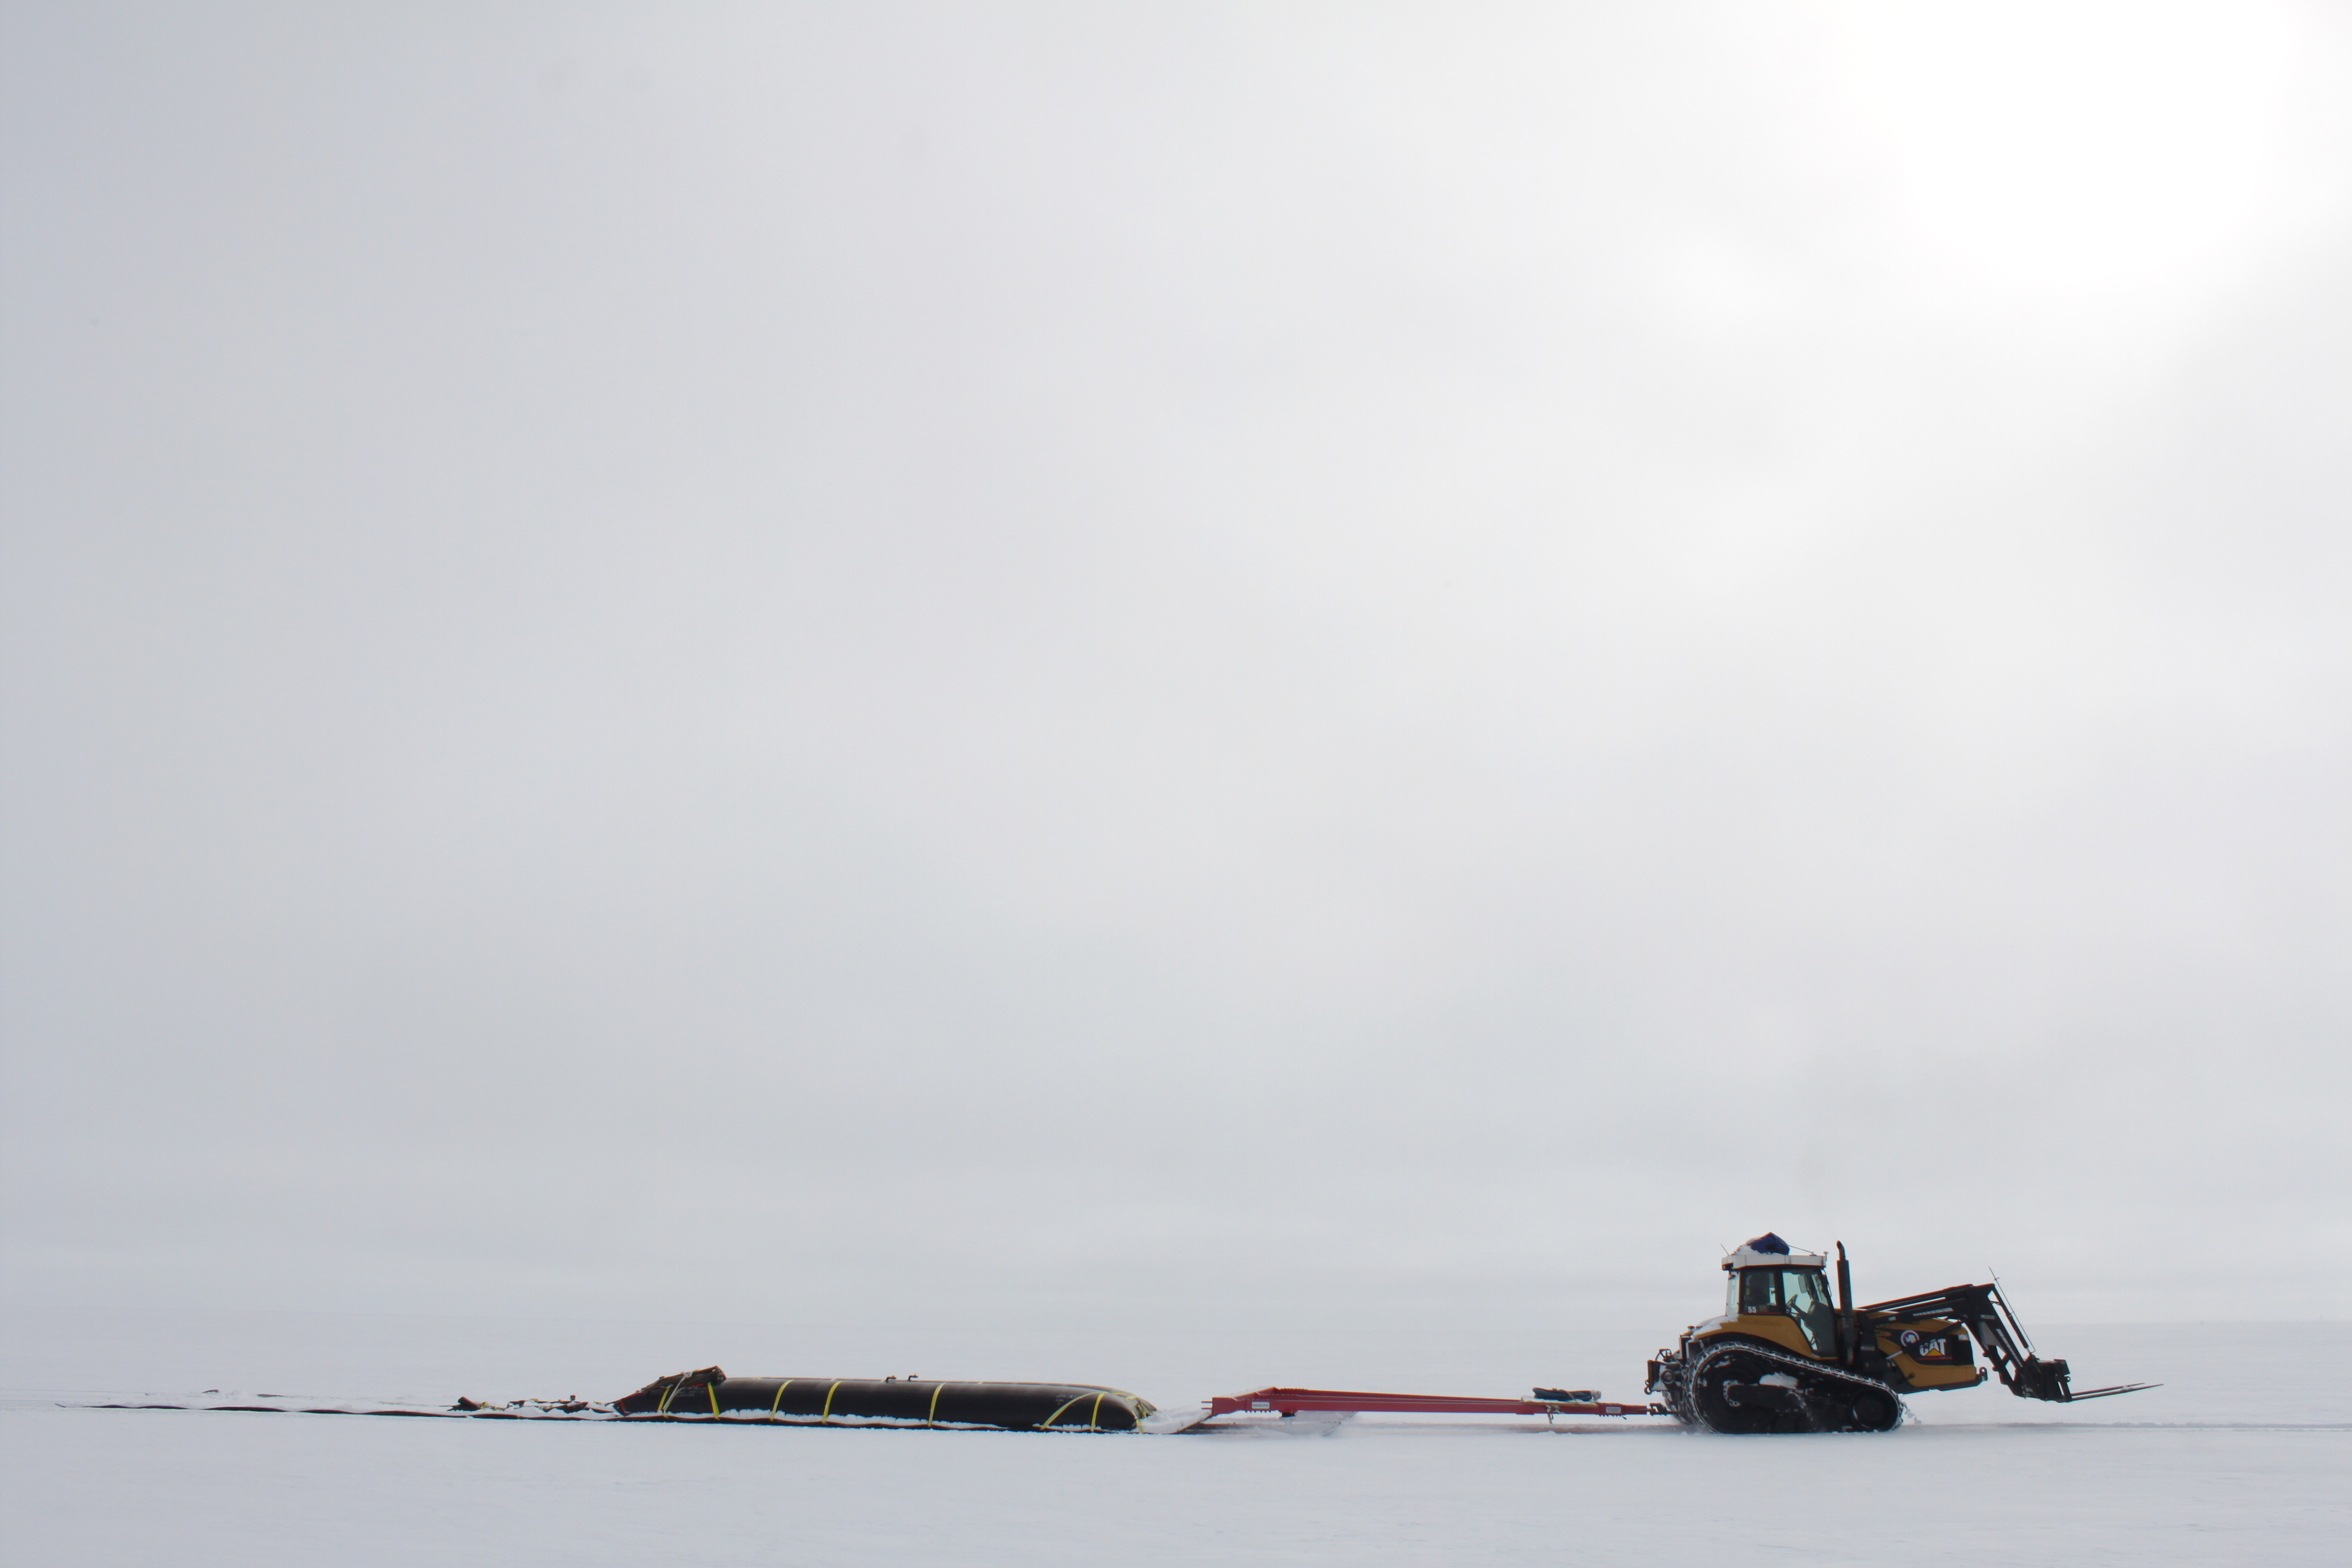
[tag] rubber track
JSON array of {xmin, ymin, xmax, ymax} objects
[{"xmin": 1681, "ymin": 1340, "xmax": 1910, "ymax": 1434}]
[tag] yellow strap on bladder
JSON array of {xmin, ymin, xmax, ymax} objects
[
  {"xmin": 769, "ymin": 1380, "xmax": 792, "ymax": 1421},
  {"xmin": 1089, "ymin": 1393, "xmax": 1104, "ymax": 1430},
  {"xmin": 821, "ymin": 1380, "xmax": 840, "ymax": 1424},
  {"xmin": 1098, "ymin": 1389, "xmax": 1151, "ymax": 1423},
  {"xmin": 656, "ymin": 1380, "xmax": 675, "ymax": 1415},
  {"xmin": 708, "ymin": 1380, "xmax": 720, "ymax": 1416},
  {"xmin": 927, "ymin": 1383, "xmax": 944, "ymax": 1427},
  {"xmin": 1040, "ymin": 1393, "xmax": 1087, "ymax": 1429}
]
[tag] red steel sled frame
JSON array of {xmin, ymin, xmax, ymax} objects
[{"xmin": 1205, "ymin": 1386, "xmax": 1661, "ymax": 1421}]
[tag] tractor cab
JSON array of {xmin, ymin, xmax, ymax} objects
[{"xmin": 1721, "ymin": 1234, "xmax": 1837, "ymax": 1358}]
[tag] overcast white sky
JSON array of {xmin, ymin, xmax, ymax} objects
[{"xmin": 3, "ymin": 1, "xmax": 2348, "ymax": 1336}]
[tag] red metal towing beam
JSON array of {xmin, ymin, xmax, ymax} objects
[{"xmin": 1205, "ymin": 1387, "xmax": 1660, "ymax": 1420}]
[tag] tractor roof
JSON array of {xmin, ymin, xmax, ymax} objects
[{"xmin": 1723, "ymin": 1235, "xmax": 1826, "ymax": 1270}]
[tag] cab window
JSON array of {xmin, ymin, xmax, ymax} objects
[
  {"xmin": 1782, "ymin": 1270, "xmax": 1832, "ymax": 1318},
  {"xmin": 1739, "ymin": 1268, "xmax": 1836, "ymax": 1353},
  {"xmin": 1736, "ymin": 1270, "xmax": 1782, "ymax": 1314}
]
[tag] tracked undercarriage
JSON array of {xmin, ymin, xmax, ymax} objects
[{"xmin": 1656, "ymin": 1337, "xmax": 1904, "ymax": 1433}]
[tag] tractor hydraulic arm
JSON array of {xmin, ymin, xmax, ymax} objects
[
  {"xmin": 1860, "ymin": 1283, "xmax": 2153, "ymax": 1402},
  {"xmin": 1861, "ymin": 1283, "xmax": 2075, "ymax": 1400}
]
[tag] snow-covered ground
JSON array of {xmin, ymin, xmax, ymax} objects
[{"xmin": 3, "ymin": 1308, "xmax": 2343, "ymax": 1565}]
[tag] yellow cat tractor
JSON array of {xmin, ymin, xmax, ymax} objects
[{"xmin": 1644, "ymin": 1234, "xmax": 2154, "ymax": 1433}]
